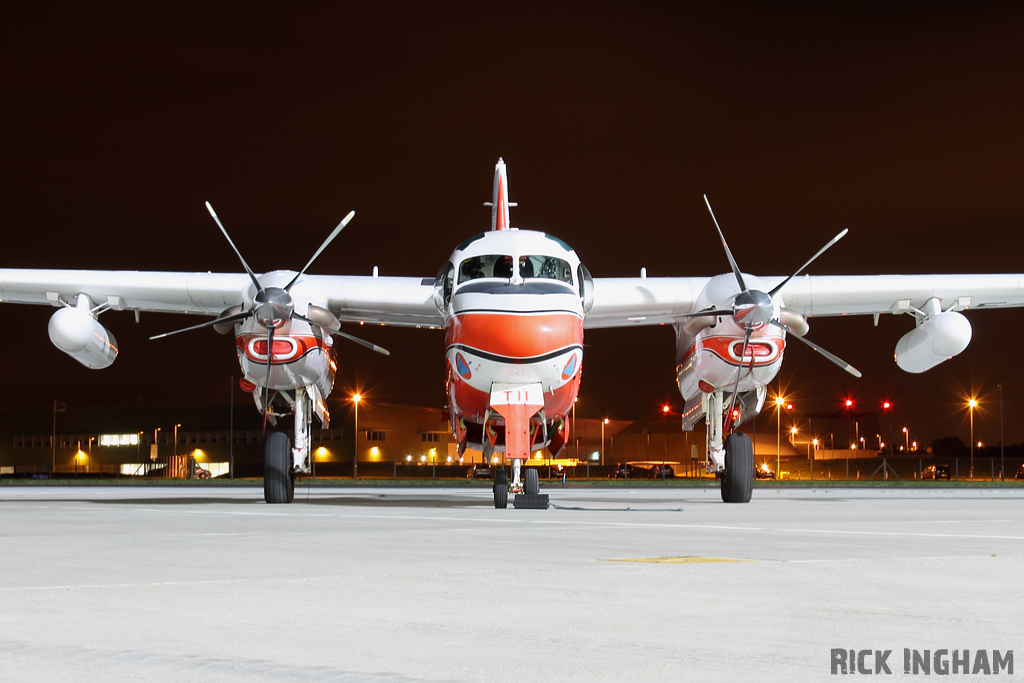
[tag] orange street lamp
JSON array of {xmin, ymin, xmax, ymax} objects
[
  {"xmin": 968, "ymin": 398, "xmax": 977, "ymax": 478},
  {"xmin": 601, "ymin": 417, "xmax": 610, "ymax": 467},
  {"xmin": 353, "ymin": 393, "xmax": 362, "ymax": 479},
  {"xmin": 775, "ymin": 395, "xmax": 785, "ymax": 475}
]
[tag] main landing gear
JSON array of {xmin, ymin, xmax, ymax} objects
[
  {"xmin": 262, "ymin": 387, "xmax": 317, "ymax": 504},
  {"xmin": 264, "ymin": 432, "xmax": 295, "ymax": 504},
  {"xmin": 705, "ymin": 388, "xmax": 754, "ymax": 504},
  {"xmin": 720, "ymin": 432, "xmax": 753, "ymax": 503}
]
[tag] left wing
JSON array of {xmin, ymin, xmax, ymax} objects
[
  {"xmin": 0, "ymin": 268, "xmax": 445, "ymax": 327},
  {"xmin": 0, "ymin": 269, "xmax": 251, "ymax": 314}
]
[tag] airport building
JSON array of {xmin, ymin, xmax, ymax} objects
[{"xmin": 3, "ymin": 399, "xmax": 1007, "ymax": 481}]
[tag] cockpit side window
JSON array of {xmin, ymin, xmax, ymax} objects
[
  {"xmin": 458, "ymin": 255, "xmax": 514, "ymax": 283},
  {"xmin": 519, "ymin": 255, "xmax": 572, "ymax": 284},
  {"xmin": 443, "ymin": 262, "xmax": 454, "ymax": 306}
]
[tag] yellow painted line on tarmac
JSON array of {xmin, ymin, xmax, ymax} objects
[{"xmin": 601, "ymin": 556, "xmax": 752, "ymax": 564}]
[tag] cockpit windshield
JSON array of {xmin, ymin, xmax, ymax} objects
[
  {"xmin": 458, "ymin": 255, "xmax": 514, "ymax": 283},
  {"xmin": 519, "ymin": 255, "xmax": 573, "ymax": 284}
]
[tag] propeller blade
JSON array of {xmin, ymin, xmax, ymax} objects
[
  {"xmin": 292, "ymin": 311, "xmax": 340, "ymax": 334},
  {"xmin": 293, "ymin": 304, "xmax": 341, "ymax": 332},
  {"xmin": 262, "ymin": 325, "xmax": 275, "ymax": 433},
  {"xmin": 724, "ymin": 328, "xmax": 753, "ymax": 425},
  {"xmin": 336, "ymin": 329, "xmax": 390, "ymax": 356},
  {"xmin": 206, "ymin": 201, "xmax": 263, "ymax": 294},
  {"xmin": 285, "ymin": 210, "xmax": 355, "ymax": 291},
  {"xmin": 768, "ymin": 228, "xmax": 848, "ymax": 298},
  {"xmin": 703, "ymin": 194, "xmax": 746, "ymax": 292},
  {"xmin": 150, "ymin": 311, "xmax": 252, "ymax": 340},
  {"xmin": 291, "ymin": 309, "xmax": 389, "ymax": 355},
  {"xmin": 770, "ymin": 319, "xmax": 861, "ymax": 377}
]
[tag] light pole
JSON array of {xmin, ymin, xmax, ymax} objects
[
  {"xmin": 968, "ymin": 398, "xmax": 977, "ymax": 478},
  {"xmin": 662, "ymin": 405, "xmax": 670, "ymax": 463},
  {"xmin": 845, "ymin": 399, "xmax": 853, "ymax": 448},
  {"xmin": 775, "ymin": 395, "xmax": 784, "ymax": 477},
  {"xmin": 999, "ymin": 384, "xmax": 1004, "ymax": 480},
  {"xmin": 353, "ymin": 393, "xmax": 361, "ymax": 480},
  {"xmin": 881, "ymin": 400, "xmax": 891, "ymax": 453},
  {"xmin": 601, "ymin": 418, "xmax": 609, "ymax": 467},
  {"xmin": 572, "ymin": 397, "xmax": 578, "ymax": 463},
  {"xmin": 174, "ymin": 423, "xmax": 181, "ymax": 458},
  {"xmin": 902, "ymin": 426, "xmax": 909, "ymax": 453}
]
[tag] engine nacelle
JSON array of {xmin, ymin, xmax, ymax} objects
[
  {"xmin": 894, "ymin": 311, "xmax": 971, "ymax": 373},
  {"xmin": 48, "ymin": 307, "xmax": 118, "ymax": 369}
]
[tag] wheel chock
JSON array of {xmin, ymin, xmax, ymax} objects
[{"xmin": 513, "ymin": 493, "xmax": 549, "ymax": 509}]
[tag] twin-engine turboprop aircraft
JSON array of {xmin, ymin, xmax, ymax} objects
[{"xmin": 1, "ymin": 159, "xmax": 1022, "ymax": 504}]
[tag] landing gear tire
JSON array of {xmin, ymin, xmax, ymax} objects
[
  {"xmin": 720, "ymin": 432, "xmax": 753, "ymax": 504},
  {"xmin": 493, "ymin": 468, "xmax": 508, "ymax": 509},
  {"xmin": 264, "ymin": 432, "xmax": 295, "ymax": 504},
  {"xmin": 524, "ymin": 468, "xmax": 540, "ymax": 495}
]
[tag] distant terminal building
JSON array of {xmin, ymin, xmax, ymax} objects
[{"xmin": 0, "ymin": 401, "xmax": 631, "ymax": 478}]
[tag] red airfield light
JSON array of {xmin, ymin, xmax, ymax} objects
[
  {"xmin": 882, "ymin": 401, "xmax": 891, "ymax": 410},
  {"xmin": 785, "ymin": 404, "xmax": 793, "ymax": 411},
  {"xmin": 845, "ymin": 399, "xmax": 853, "ymax": 408},
  {"xmin": 662, "ymin": 405, "xmax": 670, "ymax": 413}
]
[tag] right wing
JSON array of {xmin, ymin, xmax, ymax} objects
[{"xmin": 584, "ymin": 274, "xmax": 1024, "ymax": 328}]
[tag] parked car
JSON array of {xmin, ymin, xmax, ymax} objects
[
  {"xmin": 550, "ymin": 463, "xmax": 570, "ymax": 480},
  {"xmin": 467, "ymin": 463, "xmax": 494, "ymax": 480},
  {"xmin": 754, "ymin": 462, "xmax": 775, "ymax": 480},
  {"xmin": 922, "ymin": 464, "xmax": 951, "ymax": 480},
  {"xmin": 648, "ymin": 464, "xmax": 675, "ymax": 479},
  {"xmin": 609, "ymin": 463, "xmax": 644, "ymax": 479}
]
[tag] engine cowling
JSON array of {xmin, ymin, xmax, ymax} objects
[
  {"xmin": 894, "ymin": 311, "xmax": 971, "ymax": 373},
  {"xmin": 48, "ymin": 307, "xmax": 118, "ymax": 369}
]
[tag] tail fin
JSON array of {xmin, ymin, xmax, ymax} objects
[{"xmin": 486, "ymin": 158, "xmax": 516, "ymax": 231}]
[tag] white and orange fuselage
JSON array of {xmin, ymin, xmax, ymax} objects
[
  {"xmin": 434, "ymin": 161, "xmax": 591, "ymax": 461},
  {"xmin": 440, "ymin": 230, "xmax": 587, "ymax": 459}
]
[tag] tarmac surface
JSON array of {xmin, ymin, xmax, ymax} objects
[{"xmin": 1, "ymin": 484, "xmax": 1023, "ymax": 682}]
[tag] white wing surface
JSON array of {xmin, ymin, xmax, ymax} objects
[
  {"xmin": 584, "ymin": 274, "xmax": 1024, "ymax": 328},
  {"xmin": 0, "ymin": 269, "xmax": 251, "ymax": 314},
  {"xmin": 0, "ymin": 268, "xmax": 445, "ymax": 326}
]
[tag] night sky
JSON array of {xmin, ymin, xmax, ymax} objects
[{"xmin": 3, "ymin": 3, "xmax": 1024, "ymax": 448}]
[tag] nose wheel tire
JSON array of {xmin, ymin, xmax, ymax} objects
[
  {"xmin": 493, "ymin": 468, "xmax": 508, "ymax": 509},
  {"xmin": 264, "ymin": 432, "xmax": 295, "ymax": 504},
  {"xmin": 524, "ymin": 468, "xmax": 540, "ymax": 495},
  {"xmin": 720, "ymin": 432, "xmax": 753, "ymax": 504}
]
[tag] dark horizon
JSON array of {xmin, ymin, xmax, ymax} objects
[{"xmin": 2, "ymin": 3, "xmax": 1023, "ymax": 447}]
